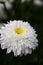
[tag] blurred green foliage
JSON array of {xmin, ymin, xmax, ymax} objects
[{"xmin": 0, "ymin": 0, "xmax": 43, "ymax": 65}]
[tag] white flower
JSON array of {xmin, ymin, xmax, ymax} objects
[
  {"xmin": 5, "ymin": 1, "xmax": 12, "ymax": 10},
  {"xmin": 33, "ymin": 0, "xmax": 42, "ymax": 6},
  {"xmin": 0, "ymin": 20, "xmax": 38, "ymax": 56},
  {"xmin": 0, "ymin": 3, "xmax": 7, "ymax": 19}
]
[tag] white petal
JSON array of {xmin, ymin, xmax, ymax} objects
[
  {"xmin": 24, "ymin": 48, "xmax": 32, "ymax": 55},
  {"xmin": 6, "ymin": 47, "xmax": 12, "ymax": 53}
]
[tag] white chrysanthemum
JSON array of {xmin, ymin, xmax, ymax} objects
[{"xmin": 0, "ymin": 20, "xmax": 38, "ymax": 56}]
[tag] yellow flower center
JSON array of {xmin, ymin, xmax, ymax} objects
[{"xmin": 15, "ymin": 27, "xmax": 25, "ymax": 35}]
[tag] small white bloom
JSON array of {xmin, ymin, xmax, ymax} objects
[
  {"xmin": 0, "ymin": 20, "xmax": 38, "ymax": 56},
  {"xmin": 5, "ymin": 1, "xmax": 12, "ymax": 10},
  {"xmin": 0, "ymin": 3, "xmax": 7, "ymax": 19},
  {"xmin": 33, "ymin": 0, "xmax": 42, "ymax": 6}
]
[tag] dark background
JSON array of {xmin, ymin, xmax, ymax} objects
[{"xmin": 0, "ymin": 0, "xmax": 43, "ymax": 65}]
